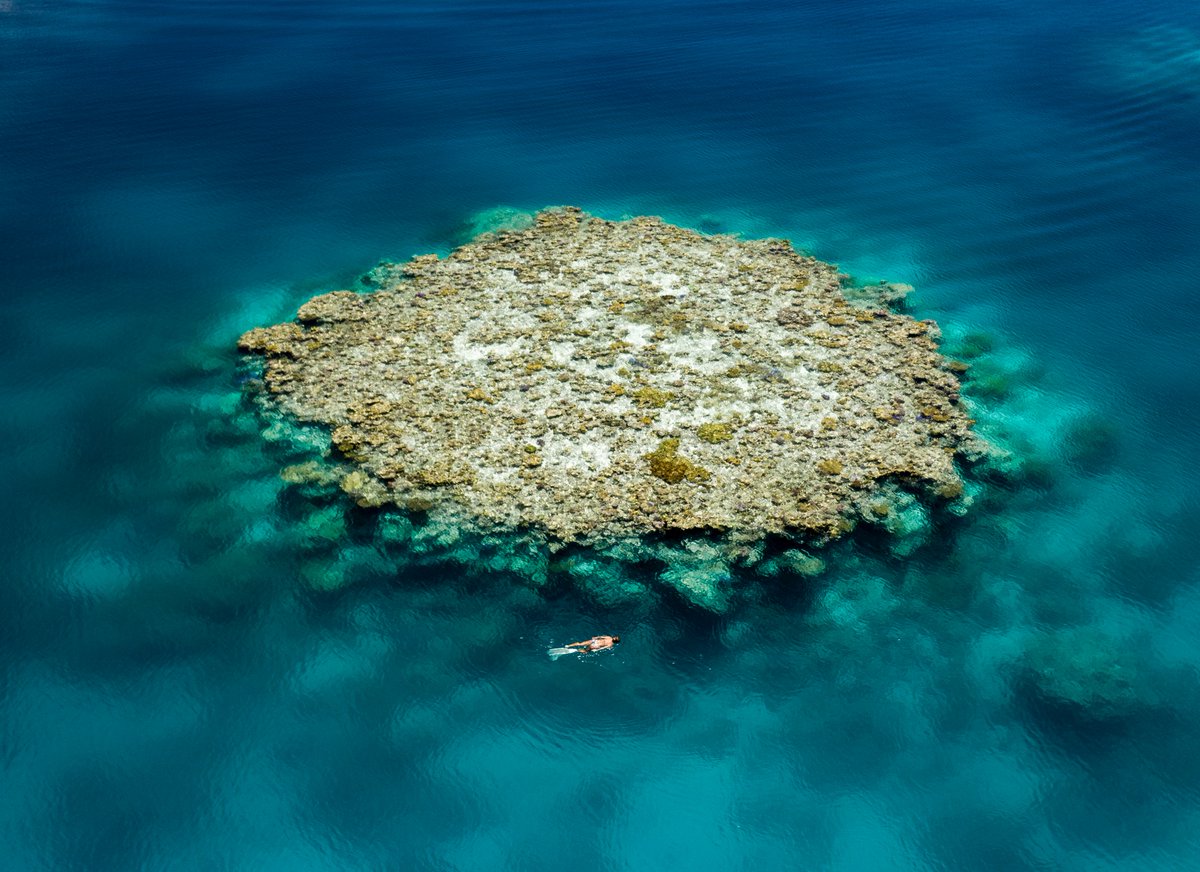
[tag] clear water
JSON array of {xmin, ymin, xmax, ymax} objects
[{"xmin": 3, "ymin": 0, "xmax": 1200, "ymax": 868}]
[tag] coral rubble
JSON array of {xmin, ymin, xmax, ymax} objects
[{"xmin": 239, "ymin": 207, "xmax": 984, "ymax": 547}]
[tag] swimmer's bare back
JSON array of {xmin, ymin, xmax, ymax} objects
[{"xmin": 547, "ymin": 634, "xmax": 621, "ymax": 658}]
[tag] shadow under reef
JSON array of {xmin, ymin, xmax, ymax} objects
[
  {"xmin": 273, "ymin": 470, "xmax": 1000, "ymax": 626},
  {"xmin": 1015, "ymin": 676, "xmax": 1200, "ymax": 857}
]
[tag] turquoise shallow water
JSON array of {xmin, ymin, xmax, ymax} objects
[{"xmin": 3, "ymin": 0, "xmax": 1200, "ymax": 868}]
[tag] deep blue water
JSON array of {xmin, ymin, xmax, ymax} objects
[{"xmin": 4, "ymin": 0, "xmax": 1200, "ymax": 868}]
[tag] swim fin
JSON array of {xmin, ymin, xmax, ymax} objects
[{"xmin": 547, "ymin": 647, "xmax": 576, "ymax": 659}]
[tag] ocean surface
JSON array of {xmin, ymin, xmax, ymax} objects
[{"xmin": 3, "ymin": 0, "xmax": 1200, "ymax": 868}]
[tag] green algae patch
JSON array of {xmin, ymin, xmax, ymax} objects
[
  {"xmin": 696, "ymin": 422, "xmax": 735, "ymax": 444},
  {"xmin": 645, "ymin": 438, "xmax": 711, "ymax": 484},
  {"xmin": 633, "ymin": 386, "xmax": 673, "ymax": 408},
  {"xmin": 238, "ymin": 207, "xmax": 987, "ymax": 546}
]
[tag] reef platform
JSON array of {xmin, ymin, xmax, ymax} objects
[{"xmin": 239, "ymin": 208, "xmax": 984, "ymax": 547}]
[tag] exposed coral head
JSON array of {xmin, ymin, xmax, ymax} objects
[{"xmin": 239, "ymin": 207, "xmax": 982, "ymax": 544}]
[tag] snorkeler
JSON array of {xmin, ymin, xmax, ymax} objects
[
  {"xmin": 567, "ymin": 634, "xmax": 620, "ymax": 652},
  {"xmin": 547, "ymin": 634, "xmax": 620, "ymax": 658}
]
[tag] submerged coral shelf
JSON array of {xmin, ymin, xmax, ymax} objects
[{"xmin": 239, "ymin": 207, "xmax": 988, "ymax": 563}]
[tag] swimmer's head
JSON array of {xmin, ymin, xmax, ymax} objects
[{"xmin": 612, "ymin": 635, "xmax": 621, "ymax": 644}]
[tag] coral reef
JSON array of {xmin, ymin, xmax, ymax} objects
[
  {"xmin": 239, "ymin": 207, "xmax": 984, "ymax": 556},
  {"xmin": 1020, "ymin": 627, "xmax": 1156, "ymax": 721}
]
